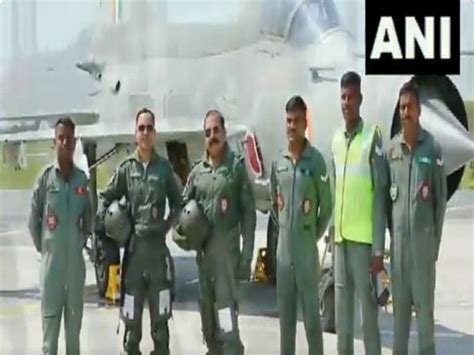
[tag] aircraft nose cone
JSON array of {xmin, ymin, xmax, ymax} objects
[{"xmin": 420, "ymin": 99, "xmax": 474, "ymax": 174}]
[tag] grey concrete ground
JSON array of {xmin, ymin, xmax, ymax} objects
[{"xmin": 0, "ymin": 190, "xmax": 473, "ymax": 354}]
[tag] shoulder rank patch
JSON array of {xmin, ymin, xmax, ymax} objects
[
  {"xmin": 191, "ymin": 159, "xmax": 203, "ymax": 169},
  {"xmin": 390, "ymin": 147, "xmax": 402, "ymax": 161}
]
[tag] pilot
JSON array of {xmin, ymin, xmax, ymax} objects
[
  {"xmin": 28, "ymin": 117, "xmax": 92, "ymax": 355},
  {"xmin": 385, "ymin": 81, "xmax": 447, "ymax": 355},
  {"xmin": 330, "ymin": 71, "xmax": 386, "ymax": 355},
  {"xmin": 94, "ymin": 108, "xmax": 182, "ymax": 355},
  {"xmin": 174, "ymin": 109, "xmax": 256, "ymax": 354},
  {"xmin": 270, "ymin": 95, "xmax": 332, "ymax": 355}
]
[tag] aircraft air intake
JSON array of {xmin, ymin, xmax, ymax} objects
[{"xmin": 243, "ymin": 132, "xmax": 264, "ymax": 178}]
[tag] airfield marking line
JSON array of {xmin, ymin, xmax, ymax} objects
[
  {"xmin": 0, "ymin": 302, "xmax": 40, "ymax": 318},
  {"xmin": 446, "ymin": 205, "xmax": 474, "ymax": 211},
  {"xmin": 0, "ymin": 245, "xmax": 36, "ymax": 251},
  {"xmin": 0, "ymin": 229, "xmax": 24, "ymax": 236},
  {"xmin": 380, "ymin": 330, "xmax": 465, "ymax": 338}
]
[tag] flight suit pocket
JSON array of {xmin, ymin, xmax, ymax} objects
[
  {"xmin": 298, "ymin": 168, "xmax": 317, "ymax": 235},
  {"xmin": 214, "ymin": 301, "xmax": 238, "ymax": 341},
  {"xmin": 46, "ymin": 186, "xmax": 61, "ymax": 209},
  {"xmin": 41, "ymin": 238, "xmax": 55, "ymax": 255},
  {"xmin": 276, "ymin": 165, "xmax": 290, "ymax": 185},
  {"xmin": 148, "ymin": 174, "xmax": 165, "ymax": 201},
  {"xmin": 297, "ymin": 166, "xmax": 316, "ymax": 195},
  {"xmin": 299, "ymin": 198, "xmax": 316, "ymax": 237},
  {"xmin": 153, "ymin": 284, "xmax": 172, "ymax": 321},
  {"xmin": 128, "ymin": 172, "xmax": 143, "ymax": 204},
  {"xmin": 416, "ymin": 159, "xmax": 432, "ymax": 181}
]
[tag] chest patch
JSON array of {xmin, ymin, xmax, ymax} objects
[
  {"xmin": 46, "ymin": 212, "xmax": 58, "ymax": 231},
  {"xmin": 152, "ymin": 206, "xmax": 158, "ymax": 220},
  {"xmin": 220, "ymin": 197, "xmax": 229, "ymax": 214},
  {"xmin": 419, "ymin": 182, "xmax": 430, "ymax": 200},
  {"xmin": 390, "ymin": 184, "xmax": 398, "ymax": 201},
  {"xmin": 302, "ymin": 199, "xmax": 312, "ymax": 215},
  {"xmin": 75, "ymin": 186, "xmax": 87, "ymax": 196}
]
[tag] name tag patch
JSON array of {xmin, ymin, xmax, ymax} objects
[{"xmin": 418, "ymin": 156, "xmax": 432, "ymax": 165}]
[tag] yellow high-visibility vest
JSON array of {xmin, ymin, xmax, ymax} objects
[{"xmin": 332, "ymin": 123, "xmax": 377, "ymax": 244}]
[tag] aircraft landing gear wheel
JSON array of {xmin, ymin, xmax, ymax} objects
[
  {"xmin": 266, "ymin": 215, "xmax": 278, "ymax": 285},
  {"xmin": 319, "ymin": 268, "xmax": 336, "ymax": 333},
  {"xmin": 94, "ymin": 234, "xmax": 120, "ymax": 298}
]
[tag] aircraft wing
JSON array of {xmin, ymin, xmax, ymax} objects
[
  {"xmin": 0, "ymin": 116, "xmax": 247, "ymax": 144},
  {"xmin": 0, "ymin": 117, "xmax": 248, "ymax": 176}
]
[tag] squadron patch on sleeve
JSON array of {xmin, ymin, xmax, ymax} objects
[{"xmin": 277, "ymin": 192, "xmax": 284, "ymax": 211}]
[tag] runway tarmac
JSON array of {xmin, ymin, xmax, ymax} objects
[{"xmin": 0, "ymin": 190, "xmax": 472, "ymax": 354}]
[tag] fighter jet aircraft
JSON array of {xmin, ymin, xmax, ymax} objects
[{"xmin": 1, "ymin": 0, "xmax": 473, "ymax": 331}]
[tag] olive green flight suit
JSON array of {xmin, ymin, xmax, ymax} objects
[
  {"xmin": 330, "ymin": 119, "xmax": 386, "ymax": 355},
  {"xmin": 97, "ymin": 149, "xmax": 182, "ymax": 355},
  {"xmin": 270, "ymin": 140, "xmax": 332, "ymax": 355},
  {"xmin": 182, "ymin": 144, "xmax": 256, "ymax": 355},
  {"xmin": 385, "ymin": 127, "xmax": 447, "ymax": 355},
  {"xmin": 28, "ymin": 162, "xmax": 92, "ymax": 355}
]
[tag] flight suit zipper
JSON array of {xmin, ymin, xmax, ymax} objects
[
  {"xmin": 210, "ymin": 168, "xmax": 217, "ymax": 225},
  {"xmin": 290, "ymin": 161, "xmax": 297, "ymax": 267},
  {"xmin": 408, "ymin": 151, "xmax": 413, "ymax": 241},
  {"xmin": 65, "ymin": 181, "xmax": 70, "ymax": 294},
  {"xmin": 339, "ymin": 138, "xmax": 353, "ymax": 240},
  {"xmin": 290, "ymin": 161, "xmax": 296, "ymax": 232}
]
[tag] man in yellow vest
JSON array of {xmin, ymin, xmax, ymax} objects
[{"xmin": 331, "ymin": 71, "xmax": 387, "ymax": 355}]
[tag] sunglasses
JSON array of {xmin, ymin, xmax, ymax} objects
[
  {"xmin": 138, "ymin": 124, "xmax": 154, "ymax": 133},
  {"xmin": 204, "ymin": 126, "xmax": 221, "ymax": 138}
]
